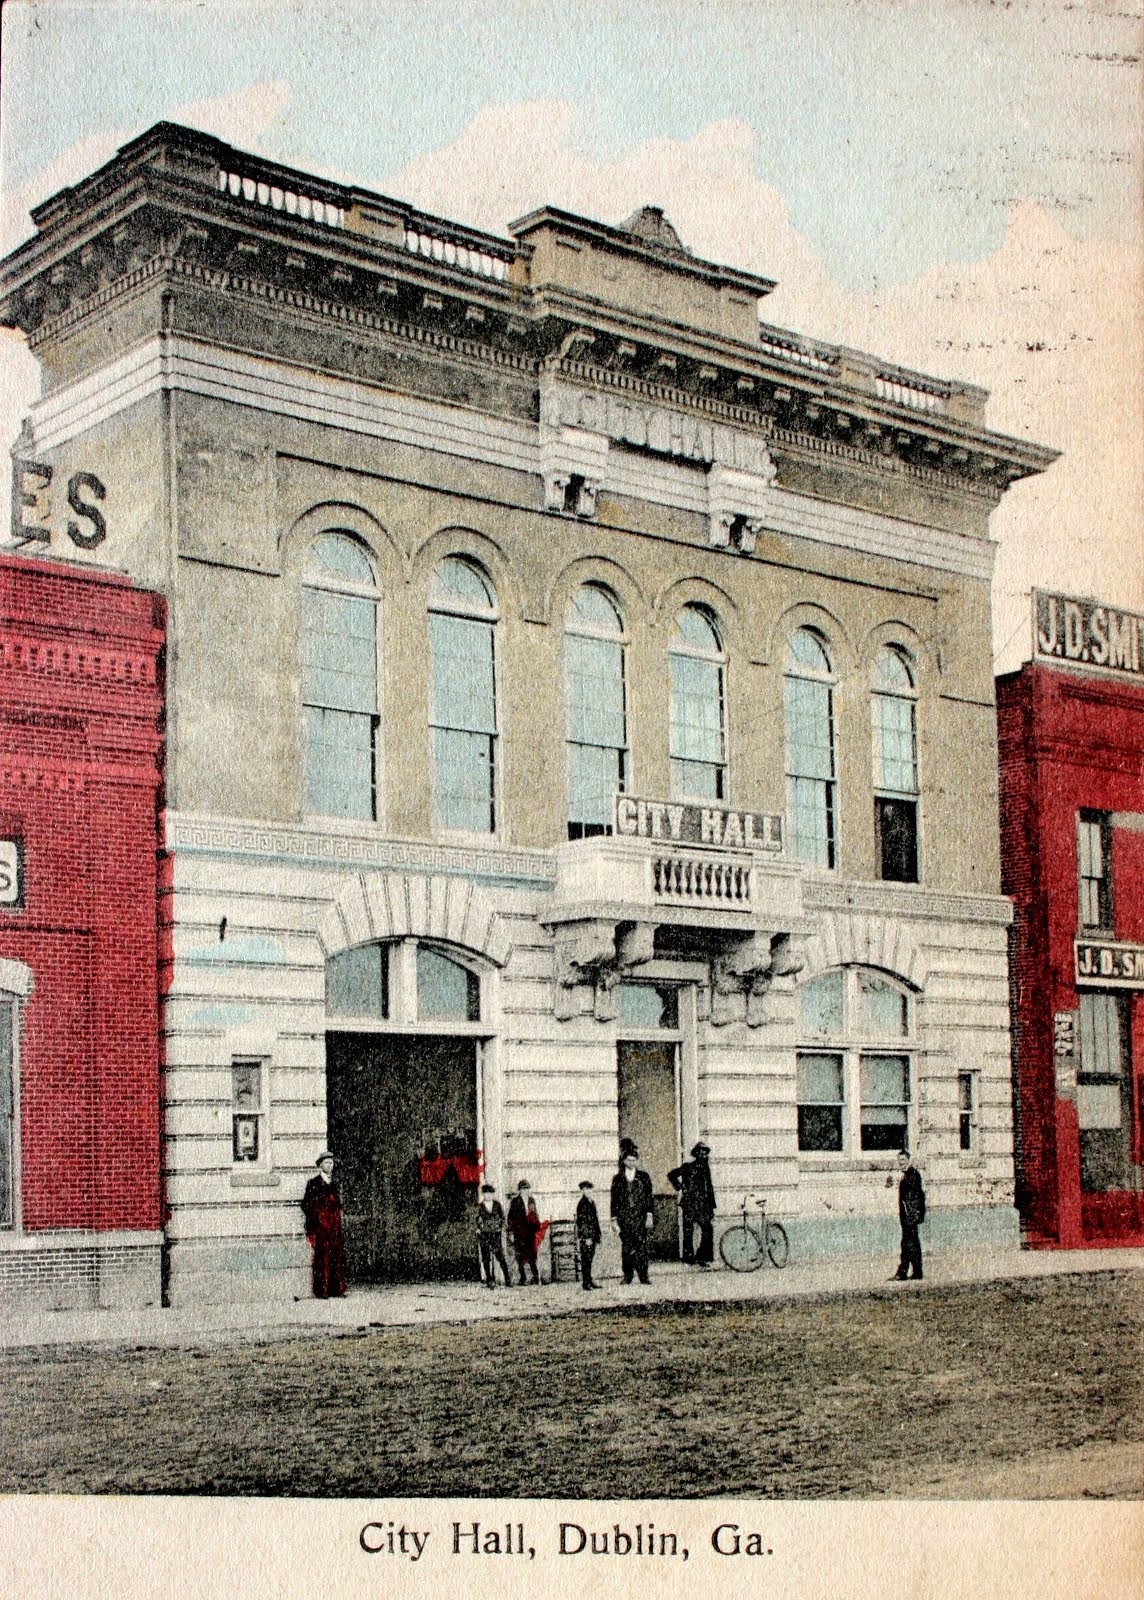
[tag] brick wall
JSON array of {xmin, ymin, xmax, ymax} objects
[
  {"xmin": 0, "ymin": 554, "xmax": 165, "ymax": 1306},
  {"xmin": 997, "ymin": 661, "xmax": 1144, "ymax": 1247}
]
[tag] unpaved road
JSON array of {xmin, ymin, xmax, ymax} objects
[{"xmin": 0, "ymin": 1272, "xmax": 1139, "ymax": 1498}]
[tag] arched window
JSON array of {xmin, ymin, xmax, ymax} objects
[
  {"xmin": 669, "ymin": 604, "xmax": 726, "ymax": 801},
  {"xmin": 871, "ymin": 646, "xmax": 919, "ymax": 883},
  {"xmin": 302, "ymin": 532, "xmax": 379, "ymax": 820},
  {"xmin": 429, "ymin": 556, "xmax": 498, "ymax": 834},
  {"xmin": 785, "ymin": 627, "xmax": 836, "ymax": 866},
  {"xmin": 565, "ymin": 584, "xmax": 628, "ymax": 839},
  {"xmin": 796, "ymin": 967, "xmax": 913, "ymax": 1155}
]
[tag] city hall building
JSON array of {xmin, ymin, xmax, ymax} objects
[
  {"xmin": 0, "ymin": 124, "xmax": 1056, "ymax": 1303},
  {"xmin": 998, "ymin": 592, "xmax": 1144, "ymax": 1249}
]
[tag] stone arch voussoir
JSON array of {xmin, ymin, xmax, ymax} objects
[{"xmin": 316, "ymin": 871, "xmax": 512, "ymax": 968}]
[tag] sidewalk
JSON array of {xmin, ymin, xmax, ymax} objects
[{"xmin": 2, "ymin": 1242, "xmax": 1141, "ymax": 1353}]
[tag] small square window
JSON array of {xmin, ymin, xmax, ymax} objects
[{"xmin": 232, "ymin": 1060, "xmax": 265, "ymax": 1164}]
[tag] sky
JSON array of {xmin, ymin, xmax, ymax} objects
[{"xmin": 0, "ymin": 0, "xmax": 1140, "ymax": 669}]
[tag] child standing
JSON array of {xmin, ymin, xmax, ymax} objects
[
  {"xmin": 476, "ymin": 1182, "xmax": 511, "ymax": 1289},
  {"xmin": 575, "ymin": 1179, "xmax": 602, "ymax": 1290}
]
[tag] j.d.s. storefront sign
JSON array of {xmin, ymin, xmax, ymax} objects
[
  {"xmin": 1075, "ymin": 939, "xmax": 1144, "ymax": 989},
  {"xmin": 1034, "ymin": 589, "xmax": 1144, "ymax": 679}
]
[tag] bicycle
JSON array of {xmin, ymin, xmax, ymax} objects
[{"xmin": 718, "ymin": 1194, "xmax": 789, "ymax": 1271}]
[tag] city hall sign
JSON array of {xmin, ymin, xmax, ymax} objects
[{"xmin": 614, "ymin": 795, "xmax": 783, "ymax": 852}]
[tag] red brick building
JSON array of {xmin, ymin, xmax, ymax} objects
[
  {"xmin": 997, "ymin": 590, "xmax": 1144, "ymax": 1248},
  {"xmin": 0, "ymin": 553, "xmax": 166, "ymax": 1308}
]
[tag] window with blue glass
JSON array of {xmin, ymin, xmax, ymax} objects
[
  {"xmin": 429, "ymin": 557, "xmax": 498, "ymax": 834},
  {"xmin": 302, "ymin": 532, "xmax": 379, "ymax": 820},
  {"xmin": 669, "ymin": 604, "xmax": 726, "ymax": 801},
  {"xmin": 566, "ymin": 584, "xmax": 628, "ymax": 838},
  {"xmin": 785, "ymin": 627, "xmax": 836, "ymax": 867}
]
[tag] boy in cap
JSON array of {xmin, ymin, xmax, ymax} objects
[
  {"xmin": 507, "ymin": 1179, "xmax": 543, "ymax": 1284},
  {"xmin": 668, "ymin": 1140, "xmax": 717, "ymax": 1267},
  {"xmin": 475, "ymin": 1182, "xmax": 511, "ymax": 1289},
  {"xmin": 575, "ymin": 1180, "xmax": 602, "ymax": 1290}
]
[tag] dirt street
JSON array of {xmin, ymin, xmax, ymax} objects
[{"xmin": 0, "ymin": 1272, "xmax": 1139, "ymax": 1498}]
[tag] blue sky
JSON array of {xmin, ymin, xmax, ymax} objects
[{"xmin": 1, "ymin": 1, "xmax": 1141, "ymax": 662}]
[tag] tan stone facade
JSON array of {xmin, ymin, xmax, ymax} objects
[{"xmin": 1, "ymin": 125, "xmax": 1056, "ymax": 1301}]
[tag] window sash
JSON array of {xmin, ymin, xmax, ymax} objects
[
  {"xmin": 669, "ymin": 653, "xmax": 725, "ymax": 767},
  {"xmin": 417, "ymin": 947, "xmax": 481, "ymax": 1021},
  {"xmin": 785, "ymin": 675, "xmax": 835, "ymax": 781},
  {"xmin": 797, "ymin": 1052, "xmax": 845, "ymax": 1152},
  {"xmin": 303, "ymin": 588, "xmax": 377, "ymax": 714},
  {"xmin": 872, "ymin": 692, "xmax": 918, "ymax": 795},
  {"xmin": 231, "ymin": 1060, "xmax": 265, "ymax": 1164},
  {"xmin": 788, "ymin": 775, "xmax": 835, "ymax": 867},
  {"xmin": 429, "ymin": 612, "xmax": 497, "ymax": 734},
  {"xmin": 433, "ymin": 728, "xmax": 496, "ymax": 833},
  {"xmin": 305, "ymin": 707, "xmax": 375, "ymax": 820},
  {"xmin": 568, "ymin": 742, "xmax": 626, "ymax": 830}
]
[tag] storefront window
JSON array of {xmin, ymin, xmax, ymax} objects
[
  {"xmin": 797, "ymin": 967, "xmax": 914, "ymax": 1156},
  {"xmin": 302, "ymin": 532, "xmax": 378, "ymax": 820},
  {"xmin": 785, "ymin": 627, "xmax": 836, "ymax": 867},
  {"xmin": 669, "ymin": 605, "xmax": 726, "ymax": 801},
  {"xmin": 1077, "ymin": 991, "xmax": 1131, "ymax": 1191},
  {"xmin": 429, "ymin": 557, "xmax": 498, "ymax": 833},
  {"xmin": 565, "ymin": 585, "xmax": 628, "ymax": 838}
]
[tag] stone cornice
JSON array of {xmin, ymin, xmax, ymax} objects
[{"xmin": 803, "ymin": 877, "xmax": 1013, "ymax": 926}]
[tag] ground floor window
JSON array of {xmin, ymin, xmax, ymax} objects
[
  {"xmin": 1077, "ymin": 992, "xmax": 1133, "ymax": 1193},
  {"xmin": 796, "ymin": 968, "xmax": 914, "ymax": 1157},
  {"xmin": 958, "ymin": 1071, "xmax": 979, "ymax": 1152},
  {"xmin": 231, "ymin": 1059, "xmax": 268, "ymax": 1166}
]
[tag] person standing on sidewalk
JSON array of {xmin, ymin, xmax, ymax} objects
[
  {"xmin": 893, "ymin": 1150, "xmax": 926, "ymax": 1280},
  {"xmin": 475, "ymin": 1183, "xmax": 511, "ymax": 1289},
  {"xmin": 301, "ymin": 1151, "xmax": 346, "ymax": 1299},
  {"xmin": 507, "ymin": 1180, "xmax": 543, "ymax": 1284},
  {"xmin": 668, "ymin": 1141, "xmax": 717, "ymax": 1267},
  {"xmin": 575, "ymin": 1180, "xmax": 602, "ymax": 1289},
  {"xmin": 610, "ymin": 1145, "xmax": 654, "ymax": 1285}
]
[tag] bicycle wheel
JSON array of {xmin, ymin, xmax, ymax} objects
[
  {"xmin": 765, "ymin": 1220, "xmax": 789, "ymax": 1269},
  {"xmin": 719, "ymin": 1224, "xmax": 764, "ymax": 1273}
]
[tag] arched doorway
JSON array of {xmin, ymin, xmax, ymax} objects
[{"xmin": 324, "ymin": 938, "xmax": 488, "ymax": 1283}]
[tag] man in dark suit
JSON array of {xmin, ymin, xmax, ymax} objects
[
  {"xmin": 575, "ymin": 1179, "xmax": 602, "ymax": 1289},
  {"xmin": 300, "ymin": 1151, "xmax": 346, "ymax": 1298},
  {"xmin": 610, "ymin": 1145, "xmax": 654, "ymax": 1285},
  {"xmin": 893, "ymin": 1150, "xmax": 926, "ymax": 1280},
  {"xmin": 668, "ymin": 1141, "xmax": 717, "ymax": 1267}
]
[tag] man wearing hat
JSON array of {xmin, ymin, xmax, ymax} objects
[
  {"xmin": 575, "ymin": 1180, "xmax": 602, "ymax": 1290},
  {"xmin": 669, "ymin": 1141, "xmax": 717, "ymax": 1267},
  {"xmin": 300, "ymin": 1151, "xmax": 346, "ymax": 1298},
  {"xmin": 475, "ymin": 1182, "xmax": 511, "ymax": 1289},
  {"xmin": 507, "ymin": 1180, "xmax": 543, "ymax": 1285},
  {"xmin": 610, "ymin": 1143, "xmax": 654, "ymax": 1285}
]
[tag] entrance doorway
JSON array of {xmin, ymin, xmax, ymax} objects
[
  {"xmin": 326, "ymin": 1033, "xmax": 481, "ymax": 1283},
  {"xmin": 617, "ymin": 1039, "xmax": 681, "ymax": 1260}
]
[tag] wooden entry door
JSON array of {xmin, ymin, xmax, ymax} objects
[
  {"xmin": 617, "ymin": 1040, "xmax": 681, "ymax": 1259},
  {"xmin": 326, "ymin": 1033, "xmax": 480, "ymax": 1283}
]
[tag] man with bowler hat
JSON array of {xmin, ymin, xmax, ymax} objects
[
  {"xmin": 300, "ymin": 1151, "xmax": 346, "ymax": 1299},
  {"xmin": 575, "ymin": 1180, "xmax": 602, "ymax": 1289},
  {"xmin": 610, "ymin": 1142, "xmax": 654, "ymax": 1285},
  {"xmin": 668, "ymin": 1140, "xmax": 717, "ymax": 1267}
]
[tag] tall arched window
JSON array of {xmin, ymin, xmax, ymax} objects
[
  {"xmin": 871, "ymin": 645, "xmax": 919, "ymax": 883},
  {"xmin": 669, "ymin": 604, "xmax": 726, "ymax": 801},
  {"xmin": 429, "ymin": 556, "xmax": 498, "ymax": 833},
  {"xmin": 565, "ymin": 584, "xmax": 628, "ymax": 839},
  {"xmin": 785, "ymin": 627, "xmax": 836, "ymax": 866},
  {"xmin": 302, "ymin": 532, "xmax": 379, "ymax": 819}
]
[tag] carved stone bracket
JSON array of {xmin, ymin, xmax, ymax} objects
[
  {"xmin": 710, "ymin": 931, "xmax": 806, "ymax": 1027},
  {"xmin": 707, "ymin": 458, "xmax": 778, "ymax": 554},
  {"xmin": 553, "ymin": 919, "xmax": 656, "ymax": 1021}
]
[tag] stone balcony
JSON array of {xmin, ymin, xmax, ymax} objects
[{"xmin": 541, "ymin": 835, "xmax": 812, "ymax": 1024}]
